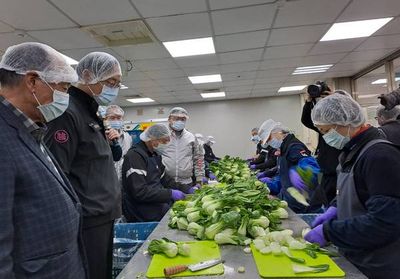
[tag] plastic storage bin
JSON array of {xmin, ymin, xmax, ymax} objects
[
  {"xmin": 113, "ymin": 222, "xmax": 158, "ymax": 278},
  {"xmin": 298, "ymin": 213, "xmax": 321, "ymax": 227}
]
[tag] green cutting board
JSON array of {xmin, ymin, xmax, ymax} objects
[
  {"xmin": 251, "ymin": 244, "xmax": 345, "ymax": 278},
  {"xmin": 146, "ymin": 241, "xmax": 224, "ymax": 278}
]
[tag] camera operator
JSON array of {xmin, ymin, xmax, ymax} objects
[
  {"xmin": 379, "ymin": 87, "xmax": 400, "ymax": 115},
  {"xmin": 301, "ymin": 81, "xmax": 344, "ymax": 206}
]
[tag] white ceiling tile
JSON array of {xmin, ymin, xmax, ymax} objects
[
  {"xmin": 223, "ymin": 79, "xmax": 255, "ymax": 87},
  {"xmin": 156, "ymin": 77, "xmax": 191, "ymax": 86},
  {"xmin": 224, "ymin": 85, "xmax": 253, "ymax": 92},
  {"xmin": 255, "ymin": 76, "xmax": 287, "ymax": 83},
  {"xmin": 308, "ymin": 39, "xmax": 364, "ymax": 55},
  {"xmin": 264, "ymin": 44, "xmax": 313, "ymax": 59},
  {"xmin": 222, "ymin": 71, "xmax": 257, "ymax": 81},
  {"xmin": 28, "ymin": 28, "xmax": 102, "ymax": 50},
  {"xmin": 226, "ymin": 91, "xmax": 252, "ymax": 97},
  {"xmin": 215, "ymin": 30, "xmax": 269, "ymax": 52},
  {"xmin": 209, "ymin": 0, "xmax": 275, "ymax": 10},
  {"xmin": 0, "ymin": 33, "xmax": 37, "ymax": 50},
  {"xmin": 113, "ymin": 43, "xmax": 171, "ymax": 60},
  {"xmin": 132, "ymin": 0, "xmax": 207, "ymax": 17},
  {"xmin": 255, "ymin": 68, "xmax": 293, "ymax": 78},
  {"xmin": 211, "ymin": 5, "xmax": 275, "ymax": 35},
  {"xmin": 251, "ymin": 90, "xmax": 277, "ymax": 97},
  {"xmin": 155, "ymin": 96, "xmax": 184, "ymax": 103},
  {"xmin": 275, "ymin": 0, "xmax": 350, "ymax": 28},
  {"xmin": 285, "ymin": 76, "xmax": 318, "ymax": 84},
  {"xmin": 128, "ymin": 79, "xmax": 160, "ymax": 89},
  {"xmin": 118, "ymin": 88, "xmax": 141, "ymax": 97},
  {"xmin": 253, "ymin": 82, "xmax": 283, "ymax": 90},
  {"xmin": 356, "ymin": 34, "xmax": 400, "ymax": 51},
  {"xmin": 268, "ymin": 25, "xmax": 329, "ymax": 46},
  {"xmin": 319, "ymin": 70, "xmax": 357, "ymax": 78},
  {"xmin": 175, "ymin": 54, "xmax": 219, "ymax": 68},
  {"xmin": 220, "ymin": 62, "xmax": 259, "ymax": 74},
  {"xmin": 133, "ymin": 58, "xmax": 178, "ymax": 71},
  {"xmin": 338, "ymin": 0, "xmax": 400, "ymax": 21},
  {"xmin": 61, "ymin": 47, "xmax": 121, "ymax": 61},
  {"xmin": 123, "ymin": 71, "xmax": 152, "ymax": 82},
  {"xmin": 259, "ymin": 57, "xmax": 303, "ymax": 70},
  {"xmin": 146, "ymin": 13, "xmax": 212, "ymax": 41},
  {"xmin": 342, "ymin": 49, "xmax": 397, "ymax": 62},
  {"xmin": 328, "ymin": 61, "xmax": 375, "ymax": 72},
  {"xmin": 219, "ymin": 49, "xmax": 263, "ymax": 64},
  {"xmin": 301, "ymin": 53, "xmax": 348, "ymax": 65},
  {"xmin": 161, "ymin": 84, "xmax": 194, "ymax": 92},
  {"xmin": 375, "ymin": 17, "xmax": 400, "ymax": 36},
  {"xmin": 52, "ymin": 0, "xmax": 139, "ymax": 25},
  {"xmin": 0, "ymin": 0, "xmax": 76, "ymax": 30},
  {"xmin": 172, "ymin": 90, "xmax": 198, "ymax": 96},
  {"xmin": 181, "ymin": 65, "xmax": 220, "ymax": 76},
  {"xmin": 146, "ymin": 69, "xmax": 186, "ymax": 79},
  {"xmin": 193, "ymin": 82, "xmax": 223, "ymax": 90},
  {"xmin": 0, "ymin": 21, "xmax": 14, "ymax": 32}
]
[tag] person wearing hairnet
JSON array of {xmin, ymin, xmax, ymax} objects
[
  {"xmin": 249, "ymin": 127, "xmax": 270, "ymax": 170},
  {"xmin": 122, "ymin": 124, "xmax": 196, "ymax": 222},
  {"xmin": 204, "ymin": 136, "xmax": 220, "ymax": 163},
  {"xmin": 259, "ymin": 119, "xmax": 322, "ymax": 213},
  {"xmin": 44, "ymin": 52, "xmax": 123, "ymax": 279},
  {"xmin": 105, "ymin": 105, "xmax": 133, "ymax": 183},
  {"xmin": 159, "ymin": 107, "xmax": 205, "ymax": 187},
  {"xmin": 375, "ymin": 105, "xmax": 400, "ymax": 145},
  {"xmin": 304, "ymin": 94, "xmax": 400, "ymax": 278},
  {"xmin": 0, "ymin": 43, "xmax": 86, "ymax": 278}
]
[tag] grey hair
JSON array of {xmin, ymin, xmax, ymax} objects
[{"xmin": 377, "ymin": 105, "xmax": 400, "ymax": 121}]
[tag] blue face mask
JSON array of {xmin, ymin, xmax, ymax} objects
[
  {"xmin": 251, "ymin": 135, "xmax": 261, "ymax": 143},
  {"xmin": 268, "ymin": 137, "xmax": 282, "ymax": 149},
  {"xmin": 154, "ymin": 142, "xmax": 168, "ymax": 153},
  {"xmin": 34, "ymin": 88, "xmax": 70, "ymax": 123},
  {"xmin": 108, "ymin": 120, "xmax": 123, "ymax": 130},
  {"xmin": 171, "ymin": 120, "xmax": 185, "ymax": 131},
  {"xmin": 323, "ymin": 127, "xmax": 350, "ymax": 150},
  {"xmin": 93, "ymin": 85, "xmax": 119, "ymax": 106},
  {"xmin": 261, "ymin": 142, "xmax": 269, "ymax": 148}
]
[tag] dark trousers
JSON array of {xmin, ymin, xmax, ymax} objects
[{"xmin": 83, "ymin": 220, "xmax": 114, "ymax": 279}]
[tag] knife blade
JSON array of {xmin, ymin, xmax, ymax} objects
[{"xmin": 163, "ymin": 258, "xmax": 224, "ymax": 277}]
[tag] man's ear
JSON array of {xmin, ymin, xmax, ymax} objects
[{"xmin": 24, "ymin": 72, "xmax": 39, "ymax": 92}]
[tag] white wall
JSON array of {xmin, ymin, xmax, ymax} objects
[{"xmin": 122, "ymin": 95, "xmax": 304, "ymax": 158}]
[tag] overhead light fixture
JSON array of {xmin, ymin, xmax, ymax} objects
[
  {"xmin": 188, "ymin": 74, "xmax": 222, "ymax": 84},
  {"xmin": 292, "ymin": 65, "xmax": 332, "ymax": 75},
  {"xmin": 320, "ymin": 17, "xmax": 393, "ymax": 41},
  {"xmin": 278, "ymin": 85, "xmax": 307, "ymax": 92},
  {"xmin": 126, "ymin": 97, "xmax": 155, "ymax": 103},
  {"xmin": 163, "ymin": 37, "xmax": 215, "ymax": 58},
  {"xmin": 357, "ymin": 94, "xmax": 379, "ymax": 99},
  {"xmin": 120, "ymin": 84, "xmax": 129, "ymax": 89},
  {"xmin": 201, "ymin": 92, "xmax": 226, "ymax": 99},
  {"xmin": 61, "ymin": 53, "xmax": 78, "ymax": 65},
  {"xmin": 371, "ymin": 77, "xmax": 400, "ymax": 84}
]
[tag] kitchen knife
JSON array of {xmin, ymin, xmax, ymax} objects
[{"xmin": 163, "ymin": 258, "xmax": 224, "ymax": 277}]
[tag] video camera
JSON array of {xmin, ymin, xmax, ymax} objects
[{"xmin": 307, "ymin": 81, "xmax": 331, "ymax": 99}]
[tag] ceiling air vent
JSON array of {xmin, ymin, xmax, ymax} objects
[{"xmin": 81, "ymin": 20, "xmax": 155, "ymax": 47}]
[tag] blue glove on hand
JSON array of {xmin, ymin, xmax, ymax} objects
[
  {"xmin": 259, "ymin": 177, "xmax": 272, "ymax": 184},
  {"xmin": 256, "ymin": 172, "xmax": 266, "ymax": 179},
  {"xmin": 312, "ymin": 206, "xmax": 337, "ymax": 228},
  {"xmin": 209, "ymin": 172, "xmax": 217, "ymax": 180},
  {"xmin": 171, "ymin": 190, "xmax": 186, "ymax": 201},
  {"xmin": 289, "ymin": 169, "xmax": 308, "ymax": 191},
  {"xmin": 304, "ymin": 224, "xmax": 327, "ymax": 247},
  {"xmin": 187, "ymin": 186, "xmax": 199, "ymax": 194},
  {"xmin": 250, "ymin": 164, "xmax": 256, "ymax": 170},
  {"xmin": 201, "ymin": 177, "xmax": 208, "ymax": 184}
]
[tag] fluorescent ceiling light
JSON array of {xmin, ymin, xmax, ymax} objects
[
  {"xmin": 292, "ymin": 64, "xmax": 332, "ymax": 75},
  {"xmin": 61, "ymin": 53, "xmax": 78, "ymax": 65},
  {"xmin": 188, "ymin": 74, "xmax": 222, "ymax": 84},
  {"xmin": 357, "ymin": 94, "xmax": 379, "ymax": 99},
  {"xmin": 278, "ymin": 85, "xmax": 307, "ymax": 92},
  {"xmin": 321, "ymin": 17, "xmax": 393, "ymax": 41},
  {"xmin": 201, "ymin": 92, "xmax": 225, "ymax": 99},
  {"xmin": 126, "ymin": 97, "xmax": 155, "ymax": 103},
  {"xmin": 120, "ymin": 84, "xmax": 129, "ymax": 89},
  {"xmin": 371, "ymin": 77, "xmax": 400, "ymax": 85},
  {"xmin": 163, "ymin": 37, "xmax": 215, "ymax": 58}
]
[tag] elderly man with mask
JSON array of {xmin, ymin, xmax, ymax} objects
[
  {"xmin": 0, "ymin": 43, "xmax": 86, "ymax": 278},
  {"xmin": 159, "ymin": 107, "xmax": 205, "ymax": 187},
  {"xmin": 45, "ymin": 52, "xmax": 122, "ymax": 279},
  {"xmin": 304, "ymin": 94, "xmax": 400, "ymax": 279},
  {"xmin": 122, "ymin": 124, "xmax": 195, "ymax": 222}
]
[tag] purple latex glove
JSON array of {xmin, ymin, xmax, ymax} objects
[
  {"xmin": 304, "ymin": 224, "xmax": 328, "ymax": 247},
  {"xmin": 312, "ymin": 206, "xmax": 337, "ymax": 228},
  {"xmin": 209, "ymin": 173, "xmax": 217, "ymax": 180},
  {"xmin": 187, "ymin": 186, "xmax": 199, "ymax": 194},
  {"xmin": 289, "ymin": 169, "xmax": 307, "ymax": 191},
  {"xmin": 171, "ymin": 190, "xmax": 186, "ymax": 201},
  {"xmin": 250, "ymin": 164, "xmax": 256, "ymax": 170},
  {"xmin": 259, "ymin": 177, "xmax": 272, "ymax": 184},
  {"xmin": 201, "ymin": 177, "xmax": 208, "ymax": 184},
  {"xmin": 256, "ymin": 172, "xmax": 266, "ymax": 179}
]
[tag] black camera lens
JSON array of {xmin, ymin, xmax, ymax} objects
[{"xmin": 307, "ymin": 84, "xmax": 321, "ymax": 98}]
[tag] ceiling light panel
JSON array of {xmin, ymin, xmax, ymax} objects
[
  {"xmin": 278, "ymin": 85, "xmax": 307, "ymax": 92},
  {"xmin": 126, "ymin": 97, "xmax": 155, "ymax": 103},
  {"xmin": 292, "ymin": 64, "xmax": 332, "ymax": 75},
  {"xmin": 201, "ymin": 92, "xmax": 225, "ymax": 98},
  {"xmin": 188, "ymin": 74, "xmax": 222, "ymax": 84},
  {"xmin": 163, "ymin": 37, "xmax": 215, "ymax": 57}
]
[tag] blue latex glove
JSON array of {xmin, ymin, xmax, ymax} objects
[
  {"xmin": 256, "ymin": 172, "xmax": 266, "ymax": 179},
  {"xmin": 187, "ymin": 186, "xmax": 199, "ymax": 194},
  {"xmin": 209, "ymin": 172, "xmax": 217, "ymax": 180},
  {"xmin": 201, "ymin": 177, "xmax": 208, "ymax": 184},
  {"xmin": 304, "ymin": 224, "xmax": 328, "ymax": 247},
  {"xmin": 312, "ymin": 206, "xmax": 337, "ymax": 227},
  {"xmin": 250, "ymin": 164, "xmax": 256, "ymax": 170},
  {"xmin": 289, "ymin": 169, "xmax": 307, "ymax": 191},
  {"xmin": 259, "ymin": 177, "xmax": 272, "ymax": 184},
  {"xmin": 171, "ymin": 190, "xmax": 186, "ymax": 201}
]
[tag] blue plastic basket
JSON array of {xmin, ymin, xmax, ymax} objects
[{"xmin": 112, "ymin": 222, "xmax": 158, "ymax": 278}]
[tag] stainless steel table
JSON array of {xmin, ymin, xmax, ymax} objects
[{"xmin": 117, "ymin": 210, "xmax": 367, "ymax": 279}]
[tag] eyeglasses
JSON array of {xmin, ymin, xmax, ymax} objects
[{"xmin": 100, "ymin": 78, "xmax": 121, "ymax": 89}]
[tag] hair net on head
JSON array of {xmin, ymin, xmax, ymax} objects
[
  {"xmin": 311, "ymin": 94, "xmax": 366, "ymax": 127},
  {"xmin": 195, "ymin": 133, "xmax": 204, "ymax": 144},
  {"xmin": 97, "ymin": 106, "xmax": 107, "ymax": 119},
  {"xmin": 258, "ymin": 119, "xmax": 281, "ymax": 144},
  {"xmin": 139, "ymin": 123, "xmax": 171, "ymax": 142},
  {"xmin": 0, "ymin": 42, "xmax": 78, "ymax": 84},
  {"xmin": 169, "ymin": 107, "xmax": 189, "ymax": 119},
  {"xmin": 106, "ymin": 105, "xmax": 124, "ymax": 117},
  {"xmin": 76, "ymin": 52, "xmax": 121, "ymax": 84},
  {"xmin": 207, "ymin": 136, "xmax": 216, "ymax": 144},
  {"xmin": 251, "ymin": 128, "xmax": 259, "ymax": 133}
]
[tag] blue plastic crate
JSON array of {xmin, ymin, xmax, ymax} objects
[
  {"xmin": 298, "ymin": 213, "xmax": 321, "ymax": 227},
  {"xmin": 113, "ymin": 222, "xmax": 158, "ymax": 278}
]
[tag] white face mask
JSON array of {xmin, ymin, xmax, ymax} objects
[
  {"xmin": 154, "ymin": 142, "xmax": 168, "ymax": 153},
  {"xmin": 171, "ymin": 120, "xmax": 185, "ymax": 131},
  {"xmin": 323, "ymin": 127, "xmax": 351, "ymax": 150}
]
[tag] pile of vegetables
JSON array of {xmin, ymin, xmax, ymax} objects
[
  {"xmin": 148, "ymin": 238, "xmax": 191, "ymax": 258},
  {"xmin": 169, "ymin": 179, "xmax": 290, "ymax": 245},
  {"xmin": 209, "ymin": 156, "xmax": 251, "ymax": 184}
]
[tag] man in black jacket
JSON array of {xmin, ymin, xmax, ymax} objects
[
  {"xmin": 204, "ymin": 136, "xmax": 220, "ymax": 163},
  {"xmin": 376, "ymin": 105, "xmax": 400, "ymax": 145},
  {"xmin": 122, "ymin": 124, "xmax": 195, "ymax": 222}
]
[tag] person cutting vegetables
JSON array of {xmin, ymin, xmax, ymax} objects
[{"xmin": 304, "ymin": 93, "xmax": 400, "ymax": 279}]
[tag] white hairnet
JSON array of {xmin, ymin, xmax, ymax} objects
[
  {"xmin": 76, "ymin": 52, "xmax": 121, "ymax": 84},
  {"xmin": 0, "ymin": 42, "xmax": 78, "ymax": 84},
  {"xmin": 97, "ymin": 106, "xmax": 107, "ymax": 119},
  {"xmin": 207, "ymin": 136, "xmax": 216, "ymax": 144},
  {"xmin": 139, "ymin": 123, "xmax": 171, "ymax": 142},
  {"xmin": 106, "ymin": 105, "xmax": 124, "ymax": 117},
  {"xmin": 169, "ymin": 107, "xmax": 189, "ymax": 119},
  {"xmin": 311, "ymin": 94, "xmax": 366, "ymax": 127},
  {"xmin": 258, "ymin": 119, "xmax": 281, "ymax": 144}
]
